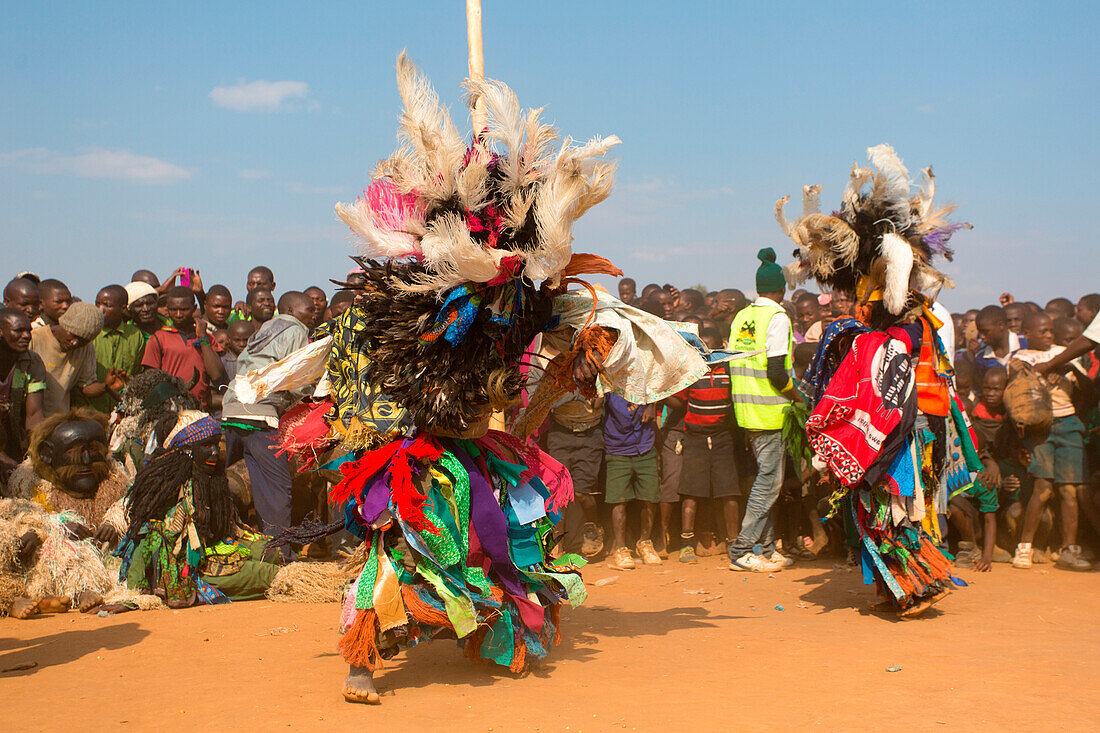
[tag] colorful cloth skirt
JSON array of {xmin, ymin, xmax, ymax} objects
[{"xmin": 332, "ymin": 430, "xmax": 585, "ymax": 671}]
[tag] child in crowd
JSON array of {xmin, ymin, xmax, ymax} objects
[
  {"xmin": 603, "ymin": 393, "xmax": 662, "ymax": 569},
  {"xmin": 219, "ymin": 319, "xmax": 256, "ymax": 387},
  {"xmin": 950, "ymin": 367, "xmax": 1013, "ymax": 570},
  {"xmin": 1010, "ymin": 313, "xmax": 1091, "ymax": 571},
  {"xmin": 670, "ymin": 324, "xmax": 740, "ymax": 564},
  {"xmin": 211, "ymin": 328, "xmax": 230, "ymax": 354},
  {"xmin": 975, "ymin": 305, "xmax": 1027, "ymax": 375},
  {"xmin": 793, "ymin": 292, "xmax": 823, "ymax": 343},
  {"xmin": 954, "ymin": 358, "xmax": 978, "ymax": 414}
]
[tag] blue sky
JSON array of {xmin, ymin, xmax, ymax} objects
[{"xmin": 2, "ymin": 1, "xmax": 1096, "ymax": 310}]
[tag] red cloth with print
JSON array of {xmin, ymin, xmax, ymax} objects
[{"xmin": 806, "ymin": 329, "xmax": 917, "ymax": 486}]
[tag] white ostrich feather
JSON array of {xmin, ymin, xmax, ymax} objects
[
  {"xmin": 879, "ymin": 232, "xmax": 914, "ymax": 314},
  {"xmin": 867, "ymin": 144, "xmax": 912, "ymax": 229},
  {"xmin": 842, "ymin": 164, "xmax": 872, "ymax": 212},
  {"xmin": 572, "ymin": 160, "xmax": 617, "ymax": 220},
  {"xmin": 801, "ymin": 184, "xmax": 822, "ymax": 217},
  {"xmin": 520, "ymin": 107, "xmax": 560, "ymax": 185},
  {"xmin": 334, "ymin": 199, "xmax": 423, "ymax": 259},
  {"xmin": 523, "ymin": 134, "xmax": 621, "ymax": 284},
  {"xmin": 395, "ymin": 51, "xmax": 466, "ymax": 202},
  {"xmin": 397, "ymin": 213, "xmax": 505, "ymax": 293},
  {"xmin": 774, "ymin": 196, "xmax": 797, "ymax": 240},
  {"xmin": 914, "ymin": 165, "xmax": 936, "ymax": 220},
  {"xmin": 526, "ymin": 167, "xmax": 586, "ymax": 284},
  {"xmin": 784, "ymin": 260, "xmax": 811, "ymax": 288},
  {"xmin": 910, "ymin": 259, "xmax": 955, "ymax": 299},
  {"xmin": 465, "ymin": 77, "xmax": 526, "ymax": 194}
]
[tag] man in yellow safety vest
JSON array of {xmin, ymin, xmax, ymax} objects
[{"xmin": 727, "ymin": 248, "xmax": 803, "ymax": 572}]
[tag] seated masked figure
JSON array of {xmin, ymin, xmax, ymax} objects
[
  {"xmin": 0, "ymin": 498, "xmax": 163, "ymax": 618},
  {"xmin": 6, "ymin": 409, "xmax": 129, "ymax": 545},
  {"xmin": 117, "ymin": 410, "xmax": 282, "ymax": 607}
]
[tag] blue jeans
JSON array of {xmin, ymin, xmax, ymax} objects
[
  {"xmin": 729, "ymin": 429, "xmax": 785, "ymax": 558},
  {"xmin": 225, "ymin": 426, "xmax": 296, "ymax": 562}
]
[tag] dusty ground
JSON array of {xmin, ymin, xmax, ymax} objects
[{"xmin": 3, "ymin": 556, "xmax": 1098, "ymax": 731}]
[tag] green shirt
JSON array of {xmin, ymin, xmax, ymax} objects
[{"xmin": 76, "ymin": 322, "xmax": 146, "ymax": 413}]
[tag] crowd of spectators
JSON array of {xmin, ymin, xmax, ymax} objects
[{"xmin": 3, "ymin": 266, "xmax": 1099, "ymax": 575}]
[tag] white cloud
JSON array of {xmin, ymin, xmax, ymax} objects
[
  {"xmin": 0, "ymin": 147, "xmax": 191, "ymax": 183},
  {"xmin": 210, "ymin": 80, "xmax": 311, "ymax": 112},
  {"xmin": 238, "ymin": 168, "xmax": 270, "ymax": 180}
]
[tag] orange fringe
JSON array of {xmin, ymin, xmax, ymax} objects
[
  {"xmin": 562, "ymin": 253, "xmax": 623, "ymax": 279},
  {"xmin": 464, "ymin": 625, "xmax": 490, "ymax": 663},
  {"xmin": 338, "ymin": 609, "xmax": 384, "ymax": 671},
  {"xmin": 400, "ymin": 585, "xmax": 453, "ymax": 629},
  {"xmin": 509, "ymin": 634, "xmax": 527, "ymax": 673},
  {"xmin": 549, "ymin": 603, "xmax": 563, "ymax": 646},
  {"xmin": 513, "ymin": 324, "xmax": 617, "ymax": 438},
  {"xmin": 886, "ymin": 538, "xmax": 954, "ymax": 603}
]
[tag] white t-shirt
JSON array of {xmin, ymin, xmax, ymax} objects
[{"xmin": 755, "ymin": 296, "xmax": 791, "ymax": 357}]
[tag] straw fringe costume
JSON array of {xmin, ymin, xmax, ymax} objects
[
  {"xmin": 234, "ymin": 53, "xmax": 704, "ymax": 693},
  {"xmin": 782, "ymin": 145, "xmax": 980, "ymax": 612},
  {"xmin": 0, "ymin": 498, "xmax": 163, "ymax": 615}
]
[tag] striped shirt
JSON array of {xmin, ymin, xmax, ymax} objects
[{"xmin": 677, "ymin": 365, "xmax": 733, "ymax": 434}]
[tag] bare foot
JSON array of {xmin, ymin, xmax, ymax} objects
[
  {"xmin": 9, "ymin": 597, "xmax": 40, "ymax": 619},
  {"xmin": 342, "ymin": 665, "xmax": 381, "ymax": 704},
  {"xmin": 36, "ymin": 595, "xmax": 72, "ymax": 614},
  {"xmin": 77, "ymin": 591, "xmax": 104, "ymax": 612},
  {"xmin": 808, "ymin": 532, "xmax": 829, "ymax": 557}
]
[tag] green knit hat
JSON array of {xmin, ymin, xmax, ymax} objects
[{"xmin": 755, "ymin": 247, "xmax": 785, "ymax": 293}]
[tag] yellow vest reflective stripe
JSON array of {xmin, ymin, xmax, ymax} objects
[{"xmin": 728, "ymin": 303, "xmax": 792, "ymax": 430}]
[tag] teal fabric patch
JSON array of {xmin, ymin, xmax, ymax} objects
[{"xmin": 479, "ymin": 612, "xmax": 515, "ymax": 666}]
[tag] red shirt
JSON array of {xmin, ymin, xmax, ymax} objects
[
  {"xmin": 141, "ymin": 327, "xmax": 209, "ymax": 407},
  {"xmin": 675, "ymin": 365, "xmax": 733, "ymax": 434}
]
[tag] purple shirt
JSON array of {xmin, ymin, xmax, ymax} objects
[{"xmin": 603, "ymin": 393, "xmax": 656, "ymax": 456}]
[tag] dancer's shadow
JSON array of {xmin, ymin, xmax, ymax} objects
[
  {"xmin": 791, "ymin": 566, "xmax": 946, "ymax": 621},
  {"xmin": 379, "ymin": 604, "xmax": 740, "ymax": 691},
  {"xmin": 0, "ymin": 622, "xmax": 150, "ymax": 676}
]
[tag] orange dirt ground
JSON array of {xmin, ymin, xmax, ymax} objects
[{"xmin": 3, "ymin": 557, "xmax": 1098, "ymax": 731}]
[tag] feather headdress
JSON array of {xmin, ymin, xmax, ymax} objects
[
  {"xmin": 335, "ymin": 51, "xmax": 620, "ymax": 293},
  {"xmin": 328, "ymin": 52, "xmax": 621, "ymax": 433},
  {"xmin": 776, "ymin": 144, "xmax": 970, "ymax": 315}
]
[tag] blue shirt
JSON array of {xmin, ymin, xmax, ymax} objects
[
  {"xmin": 602, "ymin": 393, "xmax": 656, "ymax": 456},
  {"xmin": 975, "ymin": 332, "xmax": 1028, "ymax": 374}
]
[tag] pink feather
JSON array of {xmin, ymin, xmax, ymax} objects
[{"xmin": 364, "ymin": 178, "xmax": 424, "ymax": 231}]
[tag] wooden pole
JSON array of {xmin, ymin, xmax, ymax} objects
[
  {"xmin": 468, "ymin": 0, "xmax": 504, "ymax": 433},
  {"xmin": 466, "ymin": 0, "xmax": 486, "ymax": 134}
]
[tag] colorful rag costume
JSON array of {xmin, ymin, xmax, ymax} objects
[
  {"xmin": 117, "ymin": 410, "xmax": 279, "ymax": 607},
  {"xmin": 782, "ymin": 145, "xmax": 981, "ymax": 610},
  {"xmin": 234, "ymin": 54, "xmax": 702, "ymax": 674}
]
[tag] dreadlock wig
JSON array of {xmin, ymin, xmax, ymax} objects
[
  {"xmin": 332, "ymin": 52, "xmax": 620, "ymax": 434},
  {"xmin": 777, "ymin": 144, "xmax": 970, "ymax": 323},
  {"xmin": 112, "ymin": 369, "xmax": 200, "ymax": 446},
  {"xmin": 124, "ymin": 411, "xmax": 235, "ymax": 546}
]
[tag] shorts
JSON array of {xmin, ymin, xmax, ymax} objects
[
  {"xmin": 1028, "ymin": 415, "xmax": 1086, "ymax": 484},
  {"xmin": 659, "ymin": 429, "xmax": 685, "ymax": 503},
  {"xmin": 679, "ymin": 430, "xmax": 740, "ymax": 499},
  {"xmin": 604, "ymin": 447, "xmax": 659, "ymax": 504},
  {"xmin": 545, "ymin": 422, "xmax": 604, "ymax": 495},
  {"xmin": 962, "ymin": 480, "xmax": 999, "ymax": 513}
]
